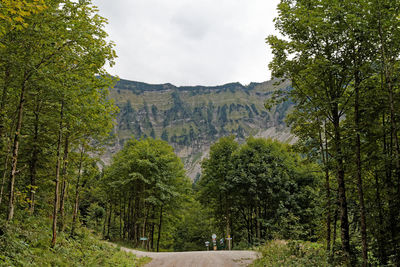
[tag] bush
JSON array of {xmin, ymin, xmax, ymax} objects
[
  {"xmin": 252, "ymin": 240, "xmax": 329, "ymax": 267},
  {"xmin": 0, "ymin": 216, "xmax": 149, "ymax": 266}
]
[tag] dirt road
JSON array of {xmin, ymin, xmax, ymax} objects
[{"xmin": 121, "ymin": 247, "xmax": 259, "ymax": 267}]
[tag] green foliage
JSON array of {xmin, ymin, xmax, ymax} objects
[
  {"xmin": 173, "ymin": 199, "xmax": 213, "ymax": 251},
  {"xmin": 0, "ymin": 216, "xmax": 148, "ymax": 266},
  {"xmin": 0, "ymin": 0, "xmax": 119, "ymax": 258},
  {"xmin": 252, "ymin": 240, "xmax": 328, "ymax": 267},
  {"xmin": 100, "ymin": 137, "xmax": 191, "ymax": 251},
  {"xmin": 268, "ymin": 0, "xmax": 400, "ymax": 265},
  {"xmin": 198, "ymin": 136, "xmax": 320, "ymax": 248}
]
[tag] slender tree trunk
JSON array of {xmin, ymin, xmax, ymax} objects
[
  {"xmin": 59, "ymin": 133, "xmax": 69, "ymax": 231},
  {"xmin": 7, "ymin": 80, "xmax": 27, "ymax": 221},
  {"xmin": 29, "ymin": 99, "xmax": 41, "ymax": 214},
  {"xmin": 250, "ymin": 207, "xmax": 254, "ymax": 245},
  {"xmin": 354, "ymin": 72, "xmax": 368, "ymax": 266},
  {"xmin": 319, "ymin": 122, "xmax": 331, "ymax": 252},
  {"xmin": 133, "ymin": 197, "xmax": 137, "ymax": 242},
  {"xmin": 225, "ymin": 195, "xmax": 230, "ymax": 239},
  {"xmin": 332, "ymin": 108, "xmax": 351, "ymax": 262},
  {"xmin": 123, "ymin": 195, "xmax": 126, "ymax": 240},
  {"xmin": 0, "ymin": 67, "xmax": 10, "ymax": 207},
  {"xmin": 0, "ymin": 67, "xmax": 10, "ymax": 138},
  {"xmin": 332, "ymin": 203, "xmax": 339, "ymax": 257},
  {"xmin": 256, "ymin": 204, "xmax": 260, "ymax": 243},
  {"xmin": 127, "ymin": 197, "xmax": 131, "ymax": 240},
  {"xmin": 0, "ymin": 145, "xmax": 10, "ymax": 207},
  {"xmin": 246, "ymin": 208, "xmax": 251, "ymax": 245},
  {"xmin": 103, "ymin": 203, "xmax": 107, "ymax": 238},
  {"xmin": 156, "ymin": 205, "xmax": 163, "ymax": 252},
  {"xmin": 51, "ymin": 100, "xmax": 64, "ymax": 247},
  {"xmin": 71, "ymin": 146, "xmax": 84, "ymax": 236},
  {"xmin": 151, "ymin": 222, "xmax": 155, "ymax": 251},
  {"xmin": 119, "ymin": 194, "xmax": 122, "ymax": 239},
  {"xmin": 383, "ymin": 113, "xmax": 399, "ymax": 262},
  {"xmin": 142, "ymin": 205, "xmax": 149, "ymax": 250},
  {"xmin": 107, "ymin": 202, "xmax": 112, "ymax": 239},
  {"xmin": 375, "ymin": 172, "xmax": 387, "ymax": 265}
]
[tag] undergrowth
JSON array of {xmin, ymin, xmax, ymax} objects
[
  {"xmin": 252, "ymin": 240, "xmax": 329, "ymax": 267},
  {"xmin": 0, "ymin": 216, "xmax": 149, "ymax": 266}
]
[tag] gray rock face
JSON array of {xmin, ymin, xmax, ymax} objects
[{"xmin": 105, "ymin": 78, "xmax": 294, "ymax": 180}]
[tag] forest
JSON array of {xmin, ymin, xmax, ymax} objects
[
  {"xmin": 266, "ymin": 0, "xmax": 400, "ymax": 266},
  {"xmin": 0, "ymin": 0, "xmax": 400, "ymax": 267}
]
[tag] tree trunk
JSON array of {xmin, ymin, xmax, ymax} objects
[
  {"xmin": 103, "ymin": 203, "xmax": 107, "ymax": 238},
  {"xmin": 319, "ymin": 122, "xmax": 331, "ymax": 252},
  {"xmin": 71, "ymin": 146, "xmax": 84, "ymax": 236},
  {"xmin": 332, "ymin": 203, "xmax": 339, "ymax": 257},
  {"xmin": 375, "ymin": 172, "xmax": 387, "ymax": 265},
  {"xmin": 59, "ymin": 133, "xmax": 69, "ymax": 231},
  {"xmin": 225, "ymin": 195, "xmax": 230, "ymax": 239},
  {"xmin": 0, "ymin": 67, "xmax": 10, "ymax": 138},
  {"xmin": 383, "ymin": 112, "xmax": 399, "ymax": 263},
  {"xmin": 51, "ymin": 100, "xmax": 64, "ymax": 247},
  {"xmin": 119, "ymin": 194, "xmax": 122, "ymax": 239},
  {"xmin": 332, "ymin": 107, "xmax": 351, "ymax": 262},
  {"xmin": 256, "ymin": 205, "xmax": 260, "ymax": 243},
  {"xmin": 123, "ymin": 195, "xmax": 126, "ymax": 240},
  {"xmin": 142, "ymin": 205, "xmax": 149, "ymax": 250},
  {"xmin": 0, "ymin": 145, "xmax": 10, "ymax": 207},
  {"xmin": 7, "ymin": 80, "xmax": 27, "ymax": 221},
  {"xmin": 354, "ymin": 72, "xmax": 368, "ymax": 266},
  {"xmin": 0, "ymin": 67, "xmax": 11, "ymax": 207},
  {"xmin": 151, "ymin": 222, "xmax": 155, "ymax": 251},
  {"xmin": 107, "ymin": 202, "xmax": 112, "ymax": 239},
  {"xmin": 28, "ymin": 99, "xmax": 41, "ymax": 214},
  {"xmin": 126, "ymin": 197, "xmax": 131, "ymax": 240},
  {"xmin": 156, "ymin": 205, "xmax": 163, "ymax": 252}
]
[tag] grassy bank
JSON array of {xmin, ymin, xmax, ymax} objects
[
  {"xmin": 251, "ymin": 240, "xmax": 329, "ymax": 267},
  {"xmin": 0, "ymin": 216, "xmax": 149, "ymax": 266}
]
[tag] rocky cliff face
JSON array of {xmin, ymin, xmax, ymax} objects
[{"xmin": 106, "ymin": 78, "xmax": 294, "ymax": 181}]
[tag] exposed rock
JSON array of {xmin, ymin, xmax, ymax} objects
[{"xmin": 105, "ymin": 78, "xmax": 293, "ymax": 180}]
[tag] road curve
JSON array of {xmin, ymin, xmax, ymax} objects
[{"xmin": 120, "ymin": 247, "xmax": 259, "ymax": 267}]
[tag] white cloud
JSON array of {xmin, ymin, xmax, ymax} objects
[{"xmin": 94, "ymin": 0, "xmax": 280, "ymax": 86}]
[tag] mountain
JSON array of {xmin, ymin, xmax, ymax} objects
[{"xmin": 106, "ymin": 78, "xmax": 294, "ymax": 181}]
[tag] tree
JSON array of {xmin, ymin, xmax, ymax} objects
[
  {"xmin": 100, "ymin": 138, "xmax": 191, "ymax": 251},
  {"xmin": 199, "ymin": 137, "xmax": 319, "ymax": 248},
  {"xmin": 268, "ymin": 0, "xmax": 400, "ymax": 265},
  {"xmin": 198, "ymin": 136, "xmax": 238, "ymax": 240}
]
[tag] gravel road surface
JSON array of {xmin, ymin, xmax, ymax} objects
[{"xmin": 121, "ymin": 247, "xmax": 259, "ymax": 267}]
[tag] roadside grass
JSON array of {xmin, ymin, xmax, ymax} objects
[
  {"xmin": 112, "ymin": 239, "xmax": 172, "ymax": 252},
  {"xmin": 251, "ymin": 240, "xmax": 330, "ymax": 267},
  {"xmin": 0, "ymin": 216, "xmax": 148, "ymax": 266}
]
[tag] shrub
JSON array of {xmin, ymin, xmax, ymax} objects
[
  {"xmin": 0, "ymin": 216, "xmax": 148, "ymax": 266},
  {"xmin": 252, "ymin": 240, "xmax": 329, "ymax": 267}
]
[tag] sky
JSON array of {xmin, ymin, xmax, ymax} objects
[{"xmin": 93, "ymin": 0, "xmax": 280, "ymax": 86}]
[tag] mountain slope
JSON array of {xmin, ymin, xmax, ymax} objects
[{"xmin": 107, "ymin": 78, "xmax": 294, "ymax": 180}]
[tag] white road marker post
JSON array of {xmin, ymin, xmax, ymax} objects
[
  {"xmin": 205, "ymin": 241, "xmax": 210, "ymax": 251},
  {"xmin": 226, "ymin": 235, "xmax": 232, "ymax": 250},
  {"xmin": 212, "ymin": 234, "xmax": 217, "ymax": 251}
]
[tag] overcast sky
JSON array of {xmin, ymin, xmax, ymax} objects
[{"xmin": 93, "ymin": 0, "xmax": 280, "ymax": 86}]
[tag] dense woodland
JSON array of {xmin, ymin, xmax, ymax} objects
[
  {"xmin": 0, "ymin": 0, "xmax": 400, "ymax": 267},
  {"xmin": 266, "ymin": 0, "xmax": 400, "ymax": 266},
  {"xmin": 197, "ymin": 136, "xmax": 319, "ymax": 245},
  {"xmin": 0, "ymin": 0, "xmax": 129, "ymax": 264}
]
